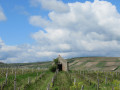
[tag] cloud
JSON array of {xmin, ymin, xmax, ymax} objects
[
  {"xmin": 1, "ymin": 0, "xmax": 120, "ymax": 63},
  {"xmin": 0, "ymin": 6, "xmax": 6, "ymax": 21},
  {"xmin": 30, "ymin": 0, "xmax": 69, "ymax": 13},
  {"xmin": 0, "ymin": 38, "xmax": 4, "ymax": 48},
  {"xmin": 30, "ymin": 0, "xmax": 120, "ymax": 58},
  {"xmin": 14, "ymin": 5, "xmax": 29, "ymax": 16},
  {"xmin": 0, "ymin": 38, "xmax": 58, "ymax": 63},
  {"xmin": 29, "ymin": 16, "xmax": 50, "ymax": 27}
]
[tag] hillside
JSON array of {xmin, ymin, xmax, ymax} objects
[
  {"xmin": 1, "ymin": 57, "xmax": 120, "ymax": 89},
  {"xmin": 67, "ymin": 57, "xmax": 120, "ymax": 71},
  {"xmin": 0, "ymin": 61, "xmax": 53, "ymax": 69},
  {"xmin": 1, "ymin": 57, "xmax": 120, "ymax": 71}
]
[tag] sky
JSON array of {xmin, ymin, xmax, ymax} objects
[{"xmin": 0, "ymin": 0, "xmax": 120, "ymax": 63}]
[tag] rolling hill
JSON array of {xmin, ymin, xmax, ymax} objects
[
  {"xmin": 1, "ymin": 57, "xmax": 120, "ymax": 71},
  {"xmin": 67, "ymin": 57, "xmax": 120, "ymax": 71}
]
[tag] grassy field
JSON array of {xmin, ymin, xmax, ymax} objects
[
  {"xmin": 1, "ymin": 57, "xmax": 120, "ymax": 71},
  {"xmin": 1, "ymin": 57, "xmax": 120, "ymax": 89},
  {"xmin": 1, "ymin": 68, "xmax": 120, "ymax": 90},
  {"xmin": 67, "ymin": 57, "xmax": 120, "ymax": 71},
  {"xmin": 0, "ymin": 61, "xmax": 52, "ymax": 69},
  {"xmin": 53, "ymin": 71, "xmax": 72, "ymax": 89}
]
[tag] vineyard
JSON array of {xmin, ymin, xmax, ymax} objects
[{"xmin": 0, "ymin": 68, "xmax": 120, "ymax": 90}]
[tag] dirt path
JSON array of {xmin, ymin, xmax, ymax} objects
[{"xmin": 52, "ymin": 71, "xmax": 72, "ymax": 90}]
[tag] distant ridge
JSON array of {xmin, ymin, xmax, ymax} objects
[
  {"xmin": 67, "ymin": 56, "xmax": 120, "ymax": 59},
  {"xmin": 67, "ymin": 57, "xmax": 120, "ymax": 71}
]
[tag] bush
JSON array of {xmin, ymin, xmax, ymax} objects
[
  {"xmin": 49, "ymin": 65, "xmax": 57, "ymax": 72},
  {"xmin": 54, "ymin": 58, "xmax": 58, "ymax": 65}
]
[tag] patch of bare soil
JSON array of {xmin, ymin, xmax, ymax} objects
[
  {"xmin": 116, "ymin": 62, "xmax": 120, "ymax": 66},
  {"xmin": 105, "ymin": 62, "xmax": 116, "ymax": 66},
  {"xmin": 69, "ymin": 60, "xmax": 79, "ymax": 66},
  {"xmin": 85, "ymin": 62, "xmax": 99, "ymax": 67},
  {"xmin": 74, "ymin": 57, "xmax": 120, "ymax": 62},
  {"xmin": 104, "ymin": 66, "xmax": 117, "ymax": 71},
  {"xmin": 91, "ymin": 67, "xmax": 101, "ymax": 70},
  {"xmin": 75, "ymin": 62, "xmax": 83, "ymax": 65}
]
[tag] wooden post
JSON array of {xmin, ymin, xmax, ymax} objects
[
  {"xmin": 47, "ymin": 84, "xmax": 50, "ymax": 90},
  {"xmin": 18, "ymin": 87, "xmax": 20, "ymax": 90},
  {"xmin": 28, "ymin": 77, "xmax": 30, "ymax": 84},
  {"xmin": 5, "ymin": 72, "xmax": 8, "ymax": 84},
  {"xmin": 14, "ymin": 71, "xmax": 16, "ymax": 90},
  {"xmin": 81, "ymin": 85, "xmax": 84, "ymax": 90},
  {"xmin": 51, "ymin": 77, "xmax": 54, "ymax": 87},
  {"xmin": 14, "ymin": 79, "xmax": 16, "ymax": 90},
  {"xmin": 97, "ymin": 79, "xmax": 99, "ymax": 90},
  {"xmin": 7, "ymin": 68, "xmax": 8, "ymax": 74},
  {"xmin": 15, "ymin": 71, "xmax": 16, "ymax": 80},
  {"xmin": 36, "ymin": 72, "xmax": 38, "ymax": 80},
  {"xmin": 105, "ymin": 76, "xmax": 107, "ymax": 84},
  {"xmin": 112, "ymin": 87, "xmax": 114, "ymax": 90},
  {"xmin": 74, "ymin": 78, "xmax": 76, "ymax": 85}
]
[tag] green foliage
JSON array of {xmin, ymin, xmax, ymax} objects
[
  {"xmin": 70, "ymin": 82, "xmax": 84, "ymax": 89},
  {"xmin": 67, "ymin": 59, "xmax": 74, "ymax": 63},
  {"xmin": 52, "ymin": 71, "xmax": 72, "ymax": 89},
  {"xmin": 49, "ymin": 58, "xmax": 58, "ymax": 72},
  {"xmin": 54, "ymin": 58, "xmax": 58, "ymax": 65},
  {"xmin": 25, "ymin": 71, "xmax": 54, "ymax": 90},
  {"xmin": 0, "ymin": 61, "xmax": 52, "ymax": 68},
  {"xmin": 49, "ymin": 65, "xmax": 57, "ymax": 72},
  {"xmin": 96, "ymin": 61, "xmax": 106, "ymax": 68},
  {"xmin": 1, "ymin": 69, "xmax": 43, "ymax": 90},
  {"xmin": 55, "ymin": 87, "xmax": 58, "ymax": 90},
  {"xmin": 2, "ymin": 68, "xmax": 120, "ymax": 90}
]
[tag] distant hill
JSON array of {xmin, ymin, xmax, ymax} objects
[
  {"xmin": 0, "ymin": 61, "xmax": 53, "ymax": 69},
  {"xmin": 67, "ymin": 57, "xmax": 120, "ymax": 71},
  {"xmin": 1, "ymin": 57, "xmax": 120, "ymax": 71}
]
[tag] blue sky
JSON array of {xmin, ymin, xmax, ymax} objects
[
  {"xmin": 0, "ymin": 0, "xmax": 120, "ymax": 63},
  {"xmin": 0, "ymin": 0, "xmax": 49, "ymax": 45},
  {"xmin": 0, "ymin": 0, "xmax": 120, "ymax": 45}
]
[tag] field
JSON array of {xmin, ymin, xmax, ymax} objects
[
  {"xmin": 67, "ymin": 57, "xmax": 120, "ymax": 71},
  {"xmin": 1, "ymin": 57, "xmax": 120, "ymax": 90},
  {"xmin": 1, "ymin": 68, "xmax": 120, "ymax": 90}
]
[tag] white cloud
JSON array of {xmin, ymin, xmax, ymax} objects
[
  {"xmin": 30, "ymin": 0, "xmax": 69, "ymax": 13},
  {"xmin": 0, "ymin": 6, "xmax": 6, "ymax": 21},
  {"xmin": 29, "ymin": 16, "xmax": 50, "ymax": 27},
  {"xmin": 30, "ymin": 0, "xmax": 120, "ymax": 58},
  {"xmin": 0, "ymin": 38, "xmax": 5, "ymax": 49},
  {"xmin": 1, "ymin": 0, "xmax": 120, "ymax": 63},
  {"xmin": 14, "ymin": 5, "xmax": 29, "ymax": 16}
]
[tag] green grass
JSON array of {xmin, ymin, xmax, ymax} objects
[
  {"xmin": 70, "ymin": 61, "xmax": 89, "ymax": 70},
  {"xmin": 1, "ymin": 69, "xmax": 120, "ymax": 90},
  {"xmin": 25, "ymin": 71, "xmax": 54, "ymax": 90},
  {"xmin": 96, "ymin": 61, "xmax": 106, "ymax": 68},
  {"xmin": 67, "ymin": 59, "xmax": 75, "ymax": 63},
  {"xmin": 3, "ymin": 71, "xmax": 42, "ymax": 90},
  {"xmin": 52, "ymin": 71, "xmax": 72, "ymax": 90}
]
